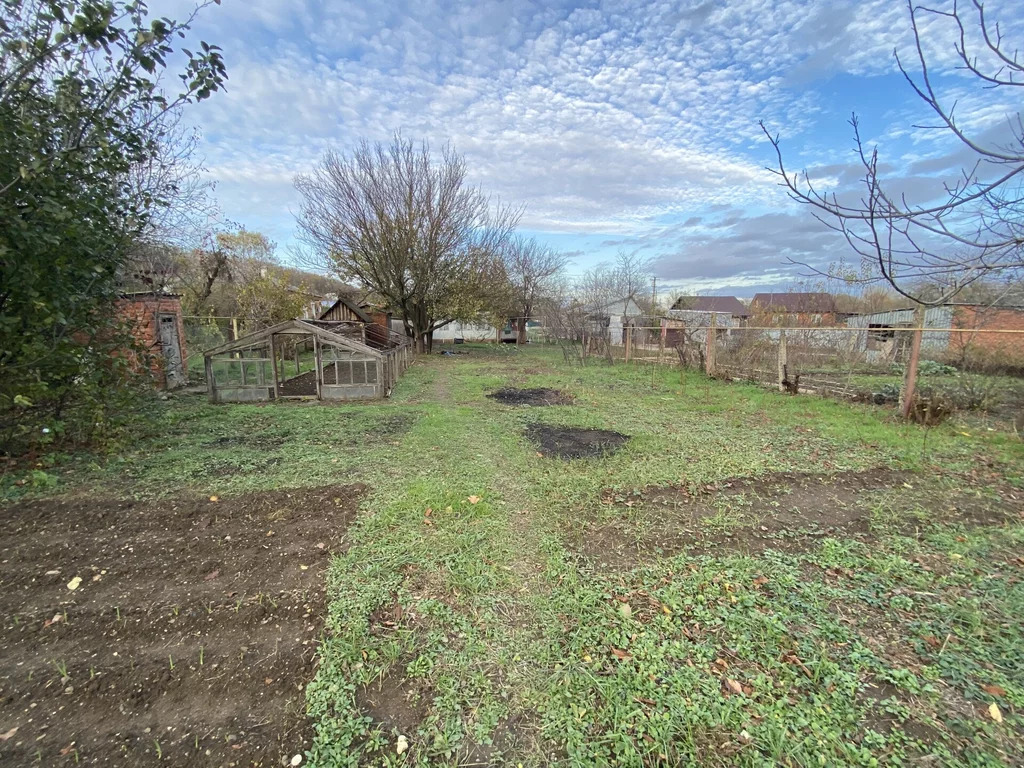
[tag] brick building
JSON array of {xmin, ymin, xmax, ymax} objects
[{"xmin": 116, "ymin": 292, "xmax": 188, "ymax": 389}]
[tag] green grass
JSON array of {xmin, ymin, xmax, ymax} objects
[{"xmin": 6, "ymin": 344, "xmax": 1023, "ymax": 766}]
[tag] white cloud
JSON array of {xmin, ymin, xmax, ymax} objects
[{"xmin": 151, "ymin": 0, "xmax": 1022, "ymax": 282}]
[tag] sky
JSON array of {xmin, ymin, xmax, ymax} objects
[{"xmin": 157, "ymin": 0, "xmax": 1022, "ymax": 299}]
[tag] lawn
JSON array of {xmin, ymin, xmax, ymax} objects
[{"xmin": 2, "ymin": 344, "xmax": 1022, "ymax": 767}]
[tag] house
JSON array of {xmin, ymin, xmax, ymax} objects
[
  {"xmin": 585, "ymin": 297, "xmax": 646, "ymax": 345},
  {"xmin": 670, "ymin": 295, "xmax": 749, "ymax": 318},
  {"xmin": 116, "ymin": 291, "xmax": 188, "ymax": 390},
  {"xmin": 318, "ymin": 296, "xmax": 394, "ymax": 348},
  {"xmin": 750, "ymin": 292, "xmax": 842, "ymax": 325},
  {"xmin": 847, "ymin": 304, "xmax": 1024, "ymax": 363}
]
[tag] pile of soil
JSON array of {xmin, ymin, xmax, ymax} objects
[
  {"xmin": 277, "ymin": 369, "xmax": 319, "ymax": 397},
  {"xmin": 526, "ymin": 424, "xmax": 629, "ymax": 459},
  {"xmin": 0, "ymin": 484, "xmax": 365, "ymax": 766},
  {"xmin": 488, "ymin": 388, "xmax": 573, "ymax": 406}
]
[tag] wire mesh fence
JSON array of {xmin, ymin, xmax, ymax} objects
[
  {"xmin": 533, "ymin": 318, "xmax": 1024, "ymax": 427},
  {"xmin": 182, "ymin": 316, "xmax": 242, "ymax": 382}
]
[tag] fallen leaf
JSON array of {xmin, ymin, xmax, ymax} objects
[
  {"xmin": 619, "ymin": 603, "xmax": 633, "ymax": 619},
  {"xmin": 204, "ymin": 570, "xmax": 220, "ymax": 581},
  {"xmin": 989, "ymin": 703, "xmax": 1003, "ymax": 724},
  {"xmin": 209, "ymin": 495, "xmax": 219, "ymax": 502},
  {"xmin": 753, "ymin": 575, "xmax": 769, "ymax": 587},
  {"xmin": 611, "ymin": 648, "xmax": 631, "ymax": 660},
  {"xmin": 467, "ymin": 495, "xmax": 481, "ymax": 504},
  {"xmin": 982, "ymin": 684, "xmax": 1007, "ymax": 697},
  {"xmin": 59, "ymin": 743, "xmax": 75, "ymax": 756},
  {"xmin": 0, "ymin": 727, "xmax": 18, "ymax": 742},
  {"xmin": 723, "ymin": 678, "xmax": 743, "ymax": 696},
  {"xmin": 424, "ymin": 508, "xmax": 432, "ymax": 516},
  {"xmin": 264, "ymin": 677, "xmax": 273, "ymax": 685},
  {"xmin": 44, "ymin": 614, "xmax": 63, "ymax": 628},
  {"xmin": 66, "ymin": 576, "xmax": 82, "ymax": 591},
  {"xmin": 661, "ymin": 604, "xmax": 672, "ymax": 615},
  {"xmin": 396, "ymin": 734, "xmax": 409, "ymax": 754}
]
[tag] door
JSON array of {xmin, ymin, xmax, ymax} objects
[{"xmin": 158, "ymin": 314, "xmax": 186, "ymax": 389}]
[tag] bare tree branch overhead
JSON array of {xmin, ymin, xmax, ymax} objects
[{"xmin": 761, "ymin": 0, "xmax": 1024, "ymax": 305}]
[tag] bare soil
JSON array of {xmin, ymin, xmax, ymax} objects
[
  {"xmin": 0, "ymin": 484, "xmax": 365, "ymax": 767},
  {"xmin": 526, "ymin": 425, "xmax": 629, "ymax": 459},
  {"xmin": 579, "ymin": 469, "xmax": 1020, "ymax": 569},
  {"xmin": 487, "ymin": 388, "xmax": 573, "ymax": 406},
  {"xmin": 277, "ymin": 370, "xmax": 319, "ymax": 397}
]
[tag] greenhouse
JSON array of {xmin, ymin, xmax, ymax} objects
[{"xmin": 203, "ymin": 319, "xmax": 410, "ymax": 403}]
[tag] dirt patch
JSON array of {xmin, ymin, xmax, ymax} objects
[
  {"xmin": 277, "ymin": 369, "xmax": 319, "ymax": 397},
  {"xmin": 0, "ymin": 484, "xmax": 366, "ymax": 766},
  {"xmin": 578, "ymin": 470, "xmax": 1019, "ymax": 569},
  {"xmin": 487, "ymin": 388, "xmax": 573, "ymax": 406},
  {"xmin": 526, "ymin": 425, "xmax": 629, "ymax": 459},
  {"xmin": 358, "ymin": 673, "xmax": 428, "ymax": 738}
]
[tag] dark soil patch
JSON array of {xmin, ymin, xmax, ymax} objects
[
  {"xmin": 277, "ymin": 369, "xmax": 319, "ymax": 397},
  {"xmin": 578, "ymin": 469, "xmax": 1019, "ymax": 569},
  {"xmin": 0, "ymin": 484, "xmax": 366, "ymax": 766},
  {"xmin": 526, "ymin": 424, "xmax": 629, "ymax": 459},
  {"xmin": 487, "ymin": 388, "xmax": 573, "ymax": 406}
]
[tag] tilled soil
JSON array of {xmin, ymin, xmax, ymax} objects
[
  {"xmin": 487, "ymin": 388, "xmax": 573, "ymax": 406},
  {"xmin": 526, "ymin": 425, "xmax": 629, "ymax": 459},
  {"xmin": 579, "ymin": 469, "xmax": 1020, "ymax": 569},
  {"xmin": 0, "ymin": 484, "xmax": 365, "ymax": 767},
  {"xmin": 277, "ymin": 370, "xmax": 319, "ymax": 397}
]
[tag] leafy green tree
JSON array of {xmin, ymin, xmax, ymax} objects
[{"xmin": 0, "ymin": 0, "xmax": 226, "ymax": 451}]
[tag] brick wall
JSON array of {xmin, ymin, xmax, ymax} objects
[
  {"xmin": 115, "ymin": 296, "xmax": 188, "ymax": 389},
  {"xmin": 950, "ymin": 306, "xmax": 1024, "ymax": 358}
]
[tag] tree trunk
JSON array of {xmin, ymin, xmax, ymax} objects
[{"xmin": 517, "ymin": 318, "xmax": 528, "ymax": 344}]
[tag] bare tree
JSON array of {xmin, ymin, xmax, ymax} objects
[
  {"xmin": 294, "ymin": 135, "xmax": 519, "ymax": 352},
  {"xmin": 762, "ymin": 0, "xmax": 1024, "ymax": 305},
  {"xmin": 504, "ymin": 236, "xmax": 568, "ymax": 343}
]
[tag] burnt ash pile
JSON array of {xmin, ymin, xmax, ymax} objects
[
  {"xmin": 488, "ymin": 388, "xmax": 573, "ymax": 406},
  {"xmin": 526, "ymin": 424, "xmax": 629, "ymax": 459}
]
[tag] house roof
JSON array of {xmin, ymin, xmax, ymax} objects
[
  {"xmin": 318, "ymin": 295, "xmax": 372, "ymax": 324},
  {"xmin": 671, "ymin": 295, "xmax": 748, "ymax": 315},
  {"xmin": 751, "ymin": 292, "xmax": 837, "ymax": 314}
]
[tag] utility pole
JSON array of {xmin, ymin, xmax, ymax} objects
[{"xmin": 651, "ymin": 276, "xmax": 657, "ymax": 312}]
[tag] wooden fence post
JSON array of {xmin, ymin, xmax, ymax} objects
[
  {"xmin": 777, "ymin": 330, "xmax": 787, "ymax": 392},
  {"xmin": 625, "ymin": 323, "xmax": 632, "ymax": 363},
  {"xmin": 705, "ymin": 313, "xmax": 717, "ymax": 376},
  {"xmin": 900, "ymin": 304, "xmax": 926, "ymax": 420}
]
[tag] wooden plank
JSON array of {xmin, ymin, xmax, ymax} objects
[
  {"xmin": 313, "ymin": 336, "xmax": 322, "ymax": 400},
  {"xmin": 270, "ymin": 333, "xmax": 280, "ymax": 400}
]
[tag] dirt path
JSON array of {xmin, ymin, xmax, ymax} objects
[{"xmin": 0, "ymin": 485, "xmax": 364, "ymax": 767}]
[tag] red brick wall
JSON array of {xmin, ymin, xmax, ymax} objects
[
  {"xmin": 951, "ymin": 306, "xmax": 1024, "ymax": 357},
  {"xmin": 115, "ymin": 296, "xmax": 187, "ymax": 389}
]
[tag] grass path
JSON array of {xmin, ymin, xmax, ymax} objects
[{"xmin": 303, "ymin": 348, "xmax": 1023, "ymax": 767}]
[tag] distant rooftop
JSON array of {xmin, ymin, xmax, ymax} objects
[{"xmin": 670, "ymin": 295, "xmax": 748, "ymax": 316}]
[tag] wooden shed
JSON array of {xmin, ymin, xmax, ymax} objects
[{"xmin": 203, "ymin": 319, "xmax": 410, "ymax": 403}]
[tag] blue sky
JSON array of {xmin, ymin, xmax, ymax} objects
[{"xmin": 158, "ymin": 0, "xmax": 1021, "ymax": 298}]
